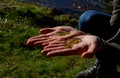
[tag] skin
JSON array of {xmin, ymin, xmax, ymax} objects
[
  {"xmin": 65, "ymin": 38, "xmax": 82, "ymax": 48},
  {"xmin": 41, "ymin": 35, "xmax": 105, "ymax": 58},
  {"xmin": 26, "ymin": 26, "xmax": 105, "ymax": 58},
  {"xmin": 26, "ymin": 26, "xmax": 86, "ymax": 47}
]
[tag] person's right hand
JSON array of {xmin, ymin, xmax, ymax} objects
[
  {"xmin": 26, "ymin": 26, "xmax": 86, "ymax": 47},
  {"xmin": 41, "ymin": 35, "xmax": 105, "ymax": 58}
]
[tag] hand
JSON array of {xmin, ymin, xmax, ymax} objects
[
  {"xmin": 26, "ymin": 26, "xmax": 86, "ymax": 47},
  {"xmin": 41, "ymin": 35, "xmax": 105, "ymax": 58},
  {"xmin": 40, "ymin": 26, "xmax": 86, "ymax": 39}
]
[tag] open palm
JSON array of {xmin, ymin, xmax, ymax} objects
[
  {"xmin": 26, "ymin": 26, "xmax": 86, "ymax": 47},
  {"xmin": 41, "ymin": 35, "xmax": 104, "ymax": 58}
]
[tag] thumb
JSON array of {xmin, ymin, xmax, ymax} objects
[
  {"xmin": 40, "ymin": 28, "xmax": 54, "ymax": 34},
  {"xmin": 81, "ymin": 44, "xmax": 95, "ymax": 58},
  {"xmin": 81, "ymin": 52, "xmax": 94, "ymax": 58}
]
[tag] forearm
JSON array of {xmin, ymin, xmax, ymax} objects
[
  {"xmin": 95, "ymin": 39, "xmax": 120, "ymax": 64},
  {"xmin": 107, "ymin": 28, "xmax": 120, "ymax": 44}
]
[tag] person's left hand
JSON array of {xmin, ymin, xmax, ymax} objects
[
  {"xmin": 41, "ymin": 35, "xmax": 105, "ymax": 58},
  {"xmin": 26, "ymin": 26, "xmax": 86, "ymax": 47}
]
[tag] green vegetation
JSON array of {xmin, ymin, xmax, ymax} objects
[
  {"xmin": 1, "ymin": 0, "xmax": 115, "ymax": 78},
  {"xmin": 56, "ymin": 31, "xmax": 70, "ymax": 36},
  {"xmin": 65, "ymin": 38, "xmax": 82, "ymax": 48}
]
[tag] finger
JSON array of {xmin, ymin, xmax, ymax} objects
[
  {"xmin": 26, "ymin": 35, "xmax": 49, "ymax": 45},
  {"xmin": 40, "ymin": 28, "xmax": 54, "ymax": 34},
  {"xmin": 81, "ymin": 44, "xmax": 95, "ymax": 58},
  {"xmin": 29, "ymin": 34, "xmax": 49, "ymax": 39},
  {"xmin": 41, "ymin": 46, "xmax": 66, "ymax": 54},
  {"xmin": 26, "ymin": 38, "xmax": 43, "ymax": 46},
  {"xmin": 42, "ymin": 40, "xmax": 65, "ymax": 46},
  {"xmin": 44, "ymin": 44, "xmax": 65, "ymax": 49},
  {"xmin": 33, "ymin": 38, "xmax": 56, "ymax": 47},
  {"xmin": 47, "ymin": 49, "xmax": 74, "ymax": 57},
  {"xmin": 26, "ymin": 37, "xmax": 49, "ymax": 46},
  {"xmin": 81, "ymin": 52, "xmax": 94, "ymax": 58},
  {"xmin": 49, "ymin": 40, "xmax": 65, "ymax": 44},
  {"xmin": 47, "ymin": 31, "xmax": 58, "ymax": 36},
  {"xmin": 42, "ymin": 42, "xmax": 49, "ymax": 46}
]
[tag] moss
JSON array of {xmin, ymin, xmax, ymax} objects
[
  {"xmin": 65, "ymin": 38, "xmax": 82, "ymax": 48},
  {"xmin": 55, "ymin": 31, "xmax": 70, "ymax": 36}
]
